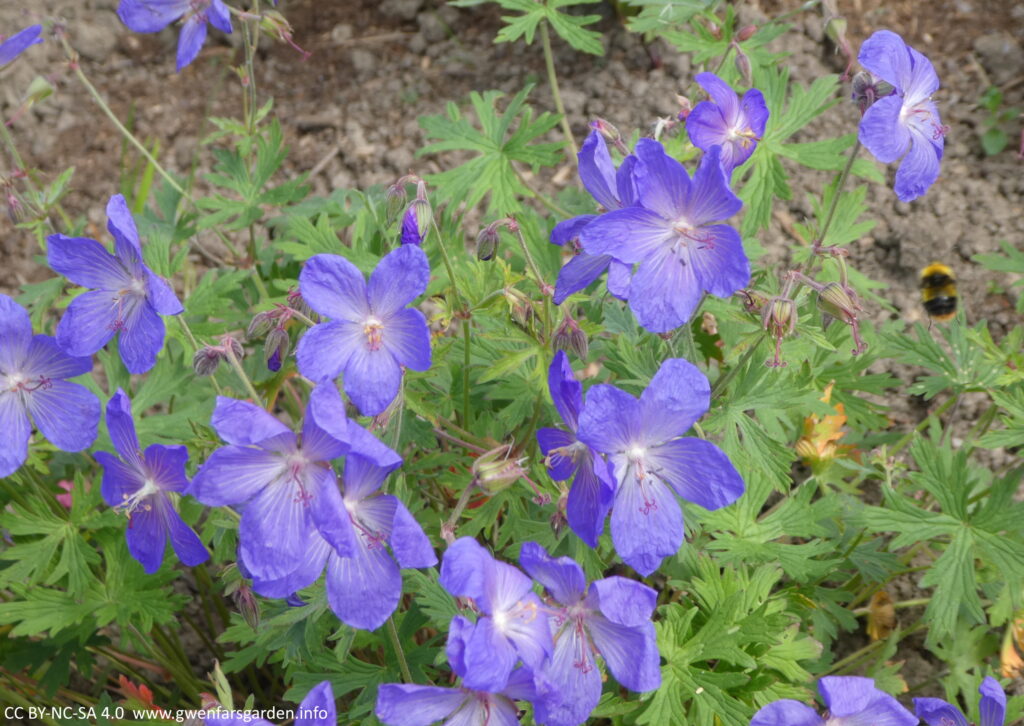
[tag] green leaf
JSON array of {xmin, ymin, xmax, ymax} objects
[{"xmin": 920, "ymin": 527, "xmax": 985, "ymax": 643}]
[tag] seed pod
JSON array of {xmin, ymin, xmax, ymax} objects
[{"xmin": 472, "ymin": 444, "xmax": 527, "ymax": 494}]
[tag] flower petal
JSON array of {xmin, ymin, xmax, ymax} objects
[
  {"xmin": 858, "ymin": 30, "xmax": 913, "ymax": 87},
  {"xmin": 579, "ymin": 207, "xmax": 674, "ymax": 264},
  {"xmin": 56, "ymin": 290, "xmax": 119, "ymax": 357},
  {"xmin": 609, "ymin": 471, "xmax": 682, "ymax": 576},
  {"xmin": 296, "ymin": 320, "xmax": 361, "ymax": 383},
  {"xmin": 894, "ymin": 119, "xmax": 942, "ymax": 203},
  {"xmin": 634, "ymin": 138, "xmax": 692, "ymax": 220},
  {"xmin": 500, "ymin": 591, "xmax": 554, "ymax": 669},
  {"xmin": 537, "ymin": 427, "xmax": 577, "ymax": 481},
  {"xmin": 535, "ymin": 624, "xmax": 602, "ymax": 726},
  {"xmin": 978, "ymin": 676, "xmax": 1006, "ymax": 726},
  {"xmin": 300, "ymin": 254, "xmax": 370, "ymax": 322},
  {"xmin": 0, "ymin": 294, "xmax": 32, "ymax": 371},
  {"xmin": 125, "ymin": 496, "xmax": 170, "ymax": 574},
  {"xmin": 207, "ymin": 0, "xmax": 234, "ymax": 34},
  {"xmin": 26, "ymin": 380, "xmax": 100, "ymax": 452},
  {"xmin": 118, "ymin": 300, "xmax": 164, "ymax": 374},
  {"xmin": 607, "ymin": 260, "xmax": 632, "ymax": 300},
  {"xmin": 165, "ymin": 504, "xmax": 209, "ymax": 567},
  {"xmin": 553, "ymin": 251, "xmax": 612, "ymax": 305},
  {"xmin": 367, "ymin": 244, "xmax": 430, "ymax": 319},
  {"xmin": 550, "ymin": 215, "xmax": 594, "ymax": 247},
  {"xmin": 638, "ymin": 357, "xmax": 711, "ymax": 443},
  {"xmin": 381, "ymin": 307, "xmax": 431, "ymax": 371},
  {"xmin": 144, "ymin": 443, "xmax": 190, "ymax": 493},
  {"xmin": 325, "ymin": 529, "xmax": 402, "ymax": 630},
  {"xmin": 105, "ymin": 389, "xmax": 143, "ymax": 467},
  {"xmin": 566, "ymin": 450, "xmax": 615, "ymax": 548},
  {"xmin": 22, "ymin": 335, "xmax": 93, "ymax": 380},
  {"xmin": 690, "ymin": 223, "xmax": 750, "ymax": 297},
  {"xmin": 96, "ymin": 450, "xmax": 143, "ymax": 507},
  {"xmin": 646, "ymin": 437, "xmax": 744, "ymax": 511},
  {"xmin": 247, "ymin": 531, "xmax": 331, "ymax": 599},
  {"xmin": 578, "ymin": 130, "xmax": 620, "ymax": 210},
  {"xmin": 117, "ymin": 0, "xmax": 186, "ymax": 33},
  {"xmin": 586, "ymin": 613, "xmax": 660, "ymax": 692},
  {"xmin": 589, "ymin": 576, "xmax": 657, "ymax": 627},
  {"xmin": 375, "ymin": 684, "xmax": 465, "ymax": 726},
  {"xmin": 190, "ymin": 445, "xmax": 285, "ymax": 507},
  {"xmin": 106, "ymin": 195, "xmax": 144, "ymax": 257},
  {"xmin": 343, "ymin": 450, "xmax": 400, "ymax": 501},
  {"xmin": 47, "ymin": 235, "xmax": 131, "ymax": 290},
  {"xmin": 389, "ymin": 498, "xmax": 436, "ymax": 569},
  {"xmin": 742, "ymin": 88, "xmax": 770, "ymax": 137},
  {"xmin": 695, "ymin": 72, "xmax": 740, "ymax": 125},
  {"xmin": 296, "ymin": 681, "xmax": 335, "ymax": 726},
  {"xmin": 146, "ymin": 271, "xmax": 183, "ymax": 315},
  {"xmin": 309, "ymin": 465, "xmax": 357, "ymax": 556},
  {"xmin": 687, "ymin": 103, "xmax": 732, "ymax": 165},
  {"xmin": 239, "ymin": 480, "xmax": 314, "ymax": 580},
  {"xmin": 615, "ymin": 155, "xmax": 639, "ymax": 206},
  {"xmin": 577, "ymin": 383, "xmax": 642, "ymax": 455},
  {"xmin": 211, "ymin": 396, "xmax": 293, "ymax": 447},
  {"xmin": 547, "ymin": 350, "xmax": 581, "ymax": 430},
  {"xmin": 439, "ymin": 536, "xmax": 492, "ymax": 600},
  {"xmin": 913, "ymin": 698, "xmax": 968, "ymax": 726},
  {"xmin": 0, "ymin": 392, "xmax": 31, "ymax": 477},
  {"xmin": 343, "ymin": 345, "xmax": 402, "ymax": 416},
  {"xmin": 628, "ymin": 247, "xmax": 703, "ymax": 333},
  {"xmin": 0, "ymin": 25, "xmax": 44, "ymax": 66},
  {"xmin": 460, "ymin": 616, "xmax": 519, "ymax": 692},
  {"xmin": 905, "ymin": 45, "xmax": 940, "ymax": 103},
  {"xmin": 686, "ymin": 147, "xmax": 744, "ymax": 226},
  {"xmin": 519, "ymin": 541, "xmax": 586, "ymax": 606},
  {"xmin": 176, "ymin": 13, "xmax": 208, "ymax": 71},
  {"xmin": 750, "ymin": 700, "xmax": 824, "ymax": 726},
  {"xmin": 859, "ymin": 95, "xmax": 910, "ymax": 164}
]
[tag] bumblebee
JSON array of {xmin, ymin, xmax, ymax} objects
[{"xmin": 920, "ymin": 262, "xmax": 958, "ymax": 322}]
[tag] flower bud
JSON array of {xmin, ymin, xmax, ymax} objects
[
  {"xmin": 740, "ymin": 288, "xmax": 769, "ymax": 316},
  {"xmin": 553, "ymin": 315, "xmax": 588, "ymax": 360},
  {"xmin": 264, "ymin": 327, "xmax": 290, "ymax": 370},
  {"xmin": 232, "ymin": 582, "xmax": 261, "ymax": 630},
  {"xmin": 736, "ymin": 25, "xmax": 757, "ymax": 42},
  {"xmin": 734, "ymin": 48, "xmax": 753, "ymax": 88},
  {"xmin": 504, "ymin": 286, "xmax": 536, "ymax": 329},
  {"xmin": 589, "ymin": 118, "xmax": 621, "ymax": 144},
  {"xmin": 676, "ymin": 95, "xmax": 693, "ymax": 121},
  {"xmin": 385, "ymin": 183, "xmax": 408, "ymax": 225},
  {"xmin": 287, "ymin": 288, "xmax": 314, "ymax": 319},
  {"xmin": 246, "ymin": 309, "xmax": 277, "ymax": 339},
  {"xmin": 223, "ymin": 336, "xmax": 245, "ymax": 360},
  {"xmin": 192, "ymin": 347, "xmax": 223, "ymax": 376},
  {"xmin": 851, "ymin": 71, "xmax": 895, "ymax": 113},
  {"xmin": 472, "ymin": 444, "xmax": 527, "ymax": 494},
  {"xmin": 476, "ymin": 221, "xmax": 502, "ymax": 261},
  {"xmin": 816, "ymin": 282, "xmax": 860, "ymax": 324},
  {"xmin": 402, "ymin": 197, "xmax": 431, "ymax": 246}
]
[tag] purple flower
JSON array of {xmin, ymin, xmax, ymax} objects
[
  {"xmin": 536, "ymin": 351, "xmax": 614, "ymax": 548},
  {"xmin": 551, "ymin": 130, "xmax": 637, "ymax": 305},
  {"xmin": 117, "ymin": 0, "xmax": 233, "ymax": 72},
  {"xmin": 190, "ymin": 384, "xmax": 383, "ymax": 582},
  {"xmin": 520, "ymin": 542, "xmax": 659, "ymax": 726},
  {"xmin": 857, "ymin": 30, "xmax": 946, "ymax": 202},
  {"xmin": 296, "ymin": 245, "xmax": 432, "ymax": 416},
  {"xmin": 96, "ymin": 389, "xmax": 207, "ymax": 574},
  {"xmin": 751, "ymin": 676, "xmax": 917, "ymax": 726},
  {"xmin": 0, "ymin": 294, "xmax": 100, "ymax": 477},
  {"xmin": 401, "ymin": 205, "xmax": 424, "ymax": 246},
  {"xmin": 205, "ymin": 680, "xmax": 336, "ymax": 725},
  {"xmin": 376, "ymin": 616, "xmax": 537, "ymax": 726},
  {"xmin": 577, "ymin": 357, "xmax": 743, "ymax": 576},
  {"xmin": 686, "ymin": 72, "xmax": 768, "ymax": 173},
  {"xmin": 0, "ymin": 25, "xmax": 43, "ymax": 67},
  {"xmin": 47, "ymin": 195, "xmax": 183, "ymax": 374},
  {"xmin": 914, "ymin": 676, "xmax": 1006, "ymax": 726},
  {"xmin": 579, "ymin": 140, "xmax": 749, "ymax": 333},
  {"xmin": 439, "ymin": 537, "xmax": 553, "ymax": 692}
]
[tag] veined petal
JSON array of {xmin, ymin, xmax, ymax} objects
[
  {"xmin": 535, "ymin": 624, "xmax": 602, "ymax": 726},
  {"xmin": 894, "ymin": 119, "xmax": 942, "ymax": 202},
  {"xmin": 176, "ymin": 13, "xmax": 208, "ymax": 71},
  {"xmin": 190, "ymin": 445, "xmax": 286, "ymax": 507},
  {"xmin": 0, "ymin": 294, "xmax": 32, "ymax": 371},
  {"xmin": 117, "ymin": 0, "xmax": 187, "ymax": 33},
  {"xmin": 905, "ymin": 45, "xmax": 940, "ymax": 104},
  {"xmin": 106, "ymin": 389, "xmax": 143, "ymax": 467},
  {"xmin": 296, "ymin": 319, "xmax": 362, "ymax": 383},
  {"xmin": 26, "ymin": 380, "xmax": 100, "ymax": 452},
  {"xmin": 609, "ymin": 470, "xmax": 682, "ymax": 576},
  {"xmin": 978, "ymin": 676, "xmax": 1006, "ymax": 726},
  {"xmin": 55, "ymin": 290, "xmax": 119, "ymax": 357},
  {"xmin": 295, "ymin": 681, "xmax": 335, "ymax": 726},
  {"xmin": 480, "ymin": 559, "xmax": 534, "ymax": 615},
  {"xmin": 500, "ymin": 591, "xmax": 553, "ymax": 669},
  {"xmin": 553, "ymin": 251, "xmax": 612, "ymax": 305},
  {"xmin": 0, "ymin": 392, "xmax": 31, "ymax": 477},
  {"xmin": 305, "ymin": 382, "xmax": 351, "ymax": 451},
  {"xmin": 566, "ymin": 451, "xmax": 614, "ymax": 548},
  {"xmin": 96, "ymin": 450, "xmax": 144, "ymax": 508},
  {"xmin": 165, "ymin": 504, "xmax": 209, "ymax": 567},
  {"xmin": 607, "ymin": 260, "xmax": 632, "ymax": 300},
  {"xmin": 343, "ymin": 345, "xmax": 402, "ymax": 416},
  {"xmin": 106, "ymin": 195, "xmax": 143, "ymax": 256},
  {"xmin": 309, "ymin": 465, "xmax": 357, "ymax": 556},
  {"xmin": 144, "ymin": 443, "xmax": 190, "ymax": 493},
  {"xmin": 548, "ymin": 350, "xmax": 581, "ymax": 430},
  {"xmin": 22, "ymin": 335, "xmax": 92, "ymax": 380},
  {"xmin": 389, "ymin": 497, "xmax": 436, "ymax": 568},
  {"xmin": 519, "ymin": 541, "xmax": 585, "ymax": 606},
  {"xmin": 638, "ymin": 357, "xmax": 711, "ymax": 443},
  {"xmin": 588, "ymin": 576, "xmax": 657, "ymax": 627},
  {"xmin": 586, "ymin": 613, "xmax": 660, "ymax": 692},
  {"xmin": 381, "ymin": 307, "xmax": 431, "ymax": 371},
  {"xmin": 689, "ymin": 223, "xmax": 750, "ymax": 298},
  {"xmin": 686, "ymin": 103, "xmax": 732, "ymax": 163},
  {"xmin": 299, "ymin": 254, "xmax": 370, "ymax": 322},
  {"xmin": 537, "ymin": 427, "xmax": 577, "ymax": 481},
  {"xmin": 118, "ymin": 300, "xmax": 164, "ymax": 374},
  {"xmin": 859, "ymin": 95, "xmax": 910, "ymax": 164},
  {"xmin": 367, "ymin": 244, "xmax": 430, "ymax": 319},
  {"xmin": 634, "ymin": 138, "xmax": 692, "ymax": 220},
  {"xmin": 858, "ymin": 30, "xmax": 912, "ymax": 88},
  {"xmin": 577, "ymin": 384, "xmax": 642, "ymax": 455},
  {"xmin": 343, "ymin": 450, "xmax": 400, "ymax": 501},
  {"xmin": 439, "ymin": 536, "xmax": 492, "ymax": 600},
  {"xmin": 750, "ymin": 701, "xmax": 824, "ymax": 726},
  {"xmin": 578, "ymin": 130, "xmax": 619, "ymax": 210},
  {"xmin": 695, "ymin": 72, "xmax": 740, "ymax": 125},
  {"xmin": 239, "ymin": 479, "xmax": 314, "ymax": 580},
  {"xmin": 819, "ymin": 677, "xmax": 892, "ymax": 718},
  {"xmin": 460, "ymin": 616, "xmax": 519, "ymax": 692},
  {"xmin": 47, "ymin": 235, "xmax": 131, "ymax": 290},
  {"xmin": 686, "ymin": 147, "xmax": 743, "ymax": 226},
  {"xmin": 145, "ymin": 271, "xmax": 183, "ymax": 315},
  {"xmin": 628, "ymin": 247, "xmax": 703, "ymax": 333},
  {"xmin": 375, "ymin": 684, "xmax": 465, "ymax": 726},
  {"xmin": 579, "ymin": 207, "xmax": 674, "ymax": 264},
  {"xmin": 646, "ymin": 438, "xmax": 744, "ymax": 511},
  {"xmin": 125, "ymin": 496, "xmax": 170, "ymax": 574},
  {"xmin": 742, "ymin": 88, "xmax": 770, "ymax": 137},
  {"xmin": 615, "ymin": 155, "xmax": 639, "ymax": 206},
  {"xmin": 550, "ymin": 215, "xmax": 593, "ymax": 247},
  {"xmin": 325, "ymin": 529, "xmax": 402, "ymax": 630},
  {"xmin": 207, "ymin": 0, "xmax": 234, "ymax": 34},
  {"xmin": 247, "ymin": 531, "xmax": 331, "ymax": 599},
  {"xmin": 211, "ymin": 396, "xmax": 292, "ymax": 447},
  {"xmin": 913, "ymin": 698, "xmax": 967, "ymax": 726}
]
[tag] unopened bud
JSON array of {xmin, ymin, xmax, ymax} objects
[
  {"xmin": 246, "ymin": 309, "xmax": 276, "ymax": 339},
  {"xmin": 676, "ymin": 95, "xmax": 693, "ymax": 121},
  {"xmin": 385, "ymin": 183, "xmax": 408, "ymax": 225},
  {"xmin": 232, "ymin": 582, "xmax": 260, "ymax": 630},
  {"xmin": 740, "ymin": 289, "xmax": 769, "ymax": 316},
  {"xmin": 589, "ymin": 118, "xmax": 621, "ymax": 144},
  {"xmin": 735, "ymin": 25, "xmax": 757, "ymax": 42},
  {"xmin": 734, "ymin": 48, "xmax": 753, "ymax": 88},
  {"xmin": 401, "ymin": 197, "xmax": 431, "ymax": 246},
  {"xmin": 287, "ymin": 289, "xmax": 314, "ymax": 319},
  {"xmin": 504, "ymin": 286, "xmax": 536, "ymax": 328},
  {"xmin": 476, "ymin": 221, "xmax": 502, "ymax": 261},
  {"xmin": 264, "ymin": 327, "xmax": 290, "ymax": 371},
  {"xmin": 223, "ymin": 336, "xmax": 244, "ymax": 360},
  {"xmin": 553, "ymin": 315, "xmax": 588, "ymax": 360},
  {"xmin": 851, "ymin": 71, "xmax": 895, "ymax": 113},
  {"xmin": 472, "ymin": 444, "xmax": 527, "ymax": 494},
  {"xmin": 550, "ymin": 491, "xmax": 569, "ymax": 539},
  {"xmin": 192, "ymin": 347, "xmax": 223, "ymax": 376}
]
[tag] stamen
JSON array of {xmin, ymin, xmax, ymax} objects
[{"xmin": 363, "ymin": 317, "xmax": 385, "ymax": 351}]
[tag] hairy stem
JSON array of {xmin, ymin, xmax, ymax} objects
[
  {"xmin": 540, "ymin": 22, "xmax": 578, "ymax": 161},
  {"xmin": 386, "ymin": 616, "xmax": 413, "ymax": 683}
]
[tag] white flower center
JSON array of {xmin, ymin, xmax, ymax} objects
[
  {"xmin": 119, "ymin": 478, "xmax": 160, "ymax": 516},
  {"xmin": 363, "ymin": 316, "xmax": 385, "ymax": 351}
]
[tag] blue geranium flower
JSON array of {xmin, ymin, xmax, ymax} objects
[
  {"xmin": 520, "ymin": 542, "xmax": 660, "ymax": 726},
  {"xmin": 914, "ymin": 676, "xmax": 1006, "ymax": 726},
  {"xmin": 0, "ymin": 294, "xmax": 100, "ymax": 477},
  {"xmin": 579, "ymin": 140, "xmax": 749, "ymax": 333},
  {"xmin": 550, "ymin": 130, "xmax": 638, "ymax": 304},
  {"xmin": 536, "ymin": 351, "xmax": 614, "ymax": 548},
  {"xmin": 752, "ymin": 676, "xmax": 917, "ymax": 726},
  {"xmin": 117, "ymin": 0, "xmax": 233, "ymax": 72},
  {"xmin": 577, "ymin": 358, "xmax": 744, "ymax": 575},
  {"xmin": 0, "ymin": 25, "xmax": 43, "ymax": 67},
  {"xmin": 96, "ymin": 389, "xmax": 208, "ymax": 574},
  {"xmin": 686, "ymin": 72, "xmax": 768, "ymax": 173},
  {"xmin": 439, "ymin": 537, "xmax": 553, "ymax": 692},
  {"xmin": 296, "ymin": 245, "xmax": 432, "ymax": 416},
  {"xmin": 857, "ymin": 30, "xmax": 946, "ymax": 202},
  {"xmin": 47, "ymin": 194, "xmax": 183, "ymax": 374},
  {"xmin": 205, "ymin": 680, "xmax": 336, "ymax": 725}
]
